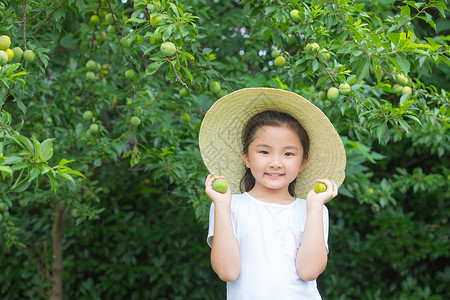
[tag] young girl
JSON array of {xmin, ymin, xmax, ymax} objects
[{"xmin": 199, "ymin": 88, "xmax": 346, "ymax": 299}]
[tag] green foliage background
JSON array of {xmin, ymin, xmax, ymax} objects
[{"xmin": 0, "ymin": 0, "xmax": 449, "ymax": 299}]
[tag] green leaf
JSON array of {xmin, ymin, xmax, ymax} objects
[
  {"xmin": 40, "ymin": 139, "xmax": 54, "ymax": 161},
  {"xmin": 10, "ymin": 169, "xmax": 31, "ymax": 192},
  {"xmin": 376, "ymin": 122, "xmax": 390, "ymax": 145},
  {"xmin": 396, "ymin": 56, "xmax": 410, "ymax": 75},
  {"xmin": 356, "ymin": 59, "xmax": 370, "ymax": 83}
]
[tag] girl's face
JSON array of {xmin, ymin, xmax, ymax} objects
[{"xmin": 242, "ymin": 125, "xmax": 307, "ymax": 197}]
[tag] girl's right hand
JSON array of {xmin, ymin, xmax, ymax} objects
[{"xmin": 204, "ymin": 173, "xmax": 231, "ymax": 204}]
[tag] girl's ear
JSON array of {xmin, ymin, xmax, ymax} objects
[
  {"xmin": 242, "ymin": 152, "xmax": 250, "ymax": 168},
  {"xmin": 299, "ymin": 158, "xmax": 308, "ymax": 172}
]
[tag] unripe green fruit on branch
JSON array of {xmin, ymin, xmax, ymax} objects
[
  {"xmin": 130, "ymin": 116, "xmax": 141, "ymax": 127},
  {"xmin": 160, "ymin": 42, "xmax": 176, "ymax": 56},
  {"xmin": 0, "ymin": 35, "xmax": 11, "ymax": 50},
  {"xmin": 314, "ymin": 182, "xmax": 327, "ymax": 193},
  {"xmin": 396, "ymin": 74, "xmax": 408, "ymax": 85},
  {"xmin": 23, "ymin": 50, "xmax": 36, "ymax": 63},
  {"xmin": 339, "ymin": 83, "xmax": 351, "ymax": 95},
  {"xmin": 274, "ymin": 56, "xmax": 286, "ymax": 67},
  {"xmin": 83, "ymin": 111, "xmax": 93, "ymax": 121},
  {"xmin": 210, "ymin": 81, "xmax": 221, "ymax": 94},
  {"xmin": 213, "ymin": 178, "xmax": 228, "ymax": 193},
  {"xmin": 290, "ymin": 9, "xmax": 300, "ymax": 22},
  {"xmin": 327, "ymin": 87, "xmax": 339, "ymax": 101}
]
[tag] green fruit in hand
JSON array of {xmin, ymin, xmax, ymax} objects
[
  {"xmin": 392, "ymin": 84, "xmax": 403, "ymax": 94},
  {"xmin": 125, "ymin": 69, "xmax": 135, "ymax": 79},
  {"xmin": 327, "ymin": 87, "xmax": 339, "ymax": 101},
  {"xmin": 271, "ymin": 50, "xmax": 280, "ymax": 59},
  {"xmin": 0, "ymin": 35, "xmax": 11, "ymax": 50},
  {"xmin": 318, "ymin": 48, "xmax": 330, "ymax": 61},
  {"xmin": 83, "ymin": 111, "xmax": 93, "ymax": 121},
  {"xmin": 274, "ymin": 55, "xmax": 286, "ymax": 67},
  {"xmin": 90, "ymin": 15, "xmax": 100, "ymax": 25},
  {"xmin": 290, "ymin": 9, "xmax": 301, "ymax": 22},
  {"xmin": 12, "ymin": 47, "xmax": 23, "ymax": 62},
  {"xmin": 339, "ymin": 83, "xmax": 351, "ymax": 95},
  {"xmin": 89, "ymin": 123, "xmax": 99, "ymax": 134},
  {"xmin": 0, "ymin": 50, "xmax": 8, "ymax": 65},
  {"xmin": 160, "ymin": 42, "xmax": 176, "ymax": 56},
  {"xmin": 130, "ymin": 116, "xmax": 141, "ymax": 127},
  {"xmin": 396, "ymin": 74, "xmax": 408, "ymax": 85},
  {"xmin": 209, "ymin": 81, "xmax": 221, "ymax": 94},
  {"xmin": 23, "ymin": 50, "xmax": 36, "ymax": 63},
  {"xmin": 86, "ymin": 60, "xmax": 96, "ymax": 70},
  {"xmin": 213, "ymin": 178, "xmax": 228, "ymax": 193},
  {"xmin": 314, "ymin": 182, "xmax": 327, "ymax": 193}
]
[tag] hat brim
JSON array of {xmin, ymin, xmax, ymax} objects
[{"xmin": 199, "ymin": 87, "xmax": 346, "ymax": 199}]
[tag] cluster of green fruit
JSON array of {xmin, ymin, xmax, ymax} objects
[
  {"xmin": 0, "ymin": 34, "xmax": 36, "ymax": 67},
  {"xmin": 82, "ymin": 110, "xmax": 100, "ymax": 136},
  {"xmin": 392, "ymin": 74, "xmax": 412, "ymax": 97},
  {"xmin": 318, "ymin": 82, "xmax": 352, "ymax": 102},
  {"xmin": 209, "ymin": 81, "xmax": 228, "ymax": 97},
  {"xmin": 271, "ymin": 49, "xmax": 286, "ymax": 67},
  {"xmin": 305, "ymin": 42, "xmax": 330, "ymax": 62},
  {"xmin": 85, "ymin": 59, "xmax": 111, "ymax": 81},
  {"xmin": 89, "ymin": 9, "xmax": 134, "ymax": 47}
]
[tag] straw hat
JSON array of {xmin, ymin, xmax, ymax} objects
[{"xmin": 199, "ymin": 87, "xmax": 346, "ymax": 199}]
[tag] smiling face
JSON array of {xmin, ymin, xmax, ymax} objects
[{"xmin": 242, "ymin": 125, "xmax": 307, "ymax": 199}]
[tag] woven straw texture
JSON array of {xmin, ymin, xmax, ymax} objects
[{"xmin": 199, "ymin": 87, "xmax": 346, "ymax": 199}]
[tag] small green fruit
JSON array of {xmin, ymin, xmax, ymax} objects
[
  {"xmin": 271, "ymin": 50, "xmax": 280, "ymax": 59},
  {"xmin": 319, "ymin": 91, "xmax": 327, "ymax": 100},
  {"xmin": 314, "ymin": 182, "xmax": 327, "ymax": 193},
  {"xmin": 23, "ymin": 50, "xmax": 36, "ymax": 63},
  {"xmin": 121, "ymin": 37, "xmax": 131, "ymax": 47},
  {"xmin": 86, "ymin": 71, "xmax": 96, "ymax": 81},
  {"xmin": 179, "ymin": 87, "xmax": 189, "ymax": 97},
  {"xmin": 125, "ymin": 69, "xmax": 135, "ymax": 79},
  {"xmin": 107, "ymin": 25, "xmax": 116, "ymax": 34},
  {"xmin": 150, "ymin": 14, "xmax": 164, "ymax": 28},
  {"xmin": 274, "ymin": 55, "xmax": 286, "ymax": 67},
  {"xmin": 96, "ymin": 31, "xmax": 107, "ymax": 42},
  {"xmin": 0, "ymin": 50, "xmax": 8, "ymax": 65},
  {"xmin": 89, "ymin": 123, "xmax": 99, "ymax": 134},
  {"xmin": 0, "ymin": 35, "xmax": 11, "ymax": 51},
  {"xmin": 181, "ymin": 113, "xmax": 190, "ymax": 122},
  {"xmin": 318, "ymin": 48, "xmax": 330, "ymax": 61},
  {"xmin": 83, "ymin": 111, "xmax": 93, "ymax": 121},
  {"xmin": 86, "ymin": 60, "xmax": 96, "ymax": 70},
  {"xmin": 209, "ymin": 81, "xmax": 221, "ymax": 94},
  {"xmin": 339, "ymin": 83, "xmax": 351, "ymax": 95},
  {"xmin": 160, "ymin": 42, "xmax": 176, "ymax": 56},
  {"xmin": 401, "ymin": 86, "xmax": 412, "ymax": 95},
  {"xmin": 327, "ymin": 87, "xmax": 339, "ymax": 101},
  {"xmin": 12, "ymin": 47, "xmax": 23, "ymax": 62},
  {"xmin": 305, "ymin": 42, "xmax": 320, "ymax": 52},
  {"xmin": 130, "ymin": 116, "xmax": 141, "ymax": 127},
  {"xmin": 396, "ymin": 74, "xmax": 408, "ymax": 85},
  {"xmin": 213, "ymin": 178, "xmax": 228, "ymax": 193},
  {"xmin": 105, "ymin": 13, "xmax": 114, "ymax": 25},
  {"xmin": 90, "ymin": 15, "xmax": 100, "ymax": 25},
  {"xmin": 392, "ymin": 84, "xmax": 403, "ymax": 94},
  {"xmin": 5, "ymin": 48, "xmax": 13, "ymax": 62},
  {"xmin": 290, "ymin": 9, "xmax": 301, "ymax": 22}
]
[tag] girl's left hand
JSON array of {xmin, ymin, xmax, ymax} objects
[{"xmin": 306, "ymin": 179, "xmax": 338, "ymax": 206}]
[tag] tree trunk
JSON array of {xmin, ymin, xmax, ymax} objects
[{"xmin": 50, "ymin": 202, "xmax": 65, "ymax": 300}]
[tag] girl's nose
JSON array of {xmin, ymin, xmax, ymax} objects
[{"xmin": 269, "ymin": 156, "xmax": 281, "ymax": 168}]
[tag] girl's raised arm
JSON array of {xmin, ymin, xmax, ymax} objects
[{"xmin": 205, "ymin": 174, "xmax": 241, "ymax": 282}]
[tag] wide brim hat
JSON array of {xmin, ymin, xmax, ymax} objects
[{"xmin": 199, "ymin": 87, "xmax": 346, "ymax": 199}]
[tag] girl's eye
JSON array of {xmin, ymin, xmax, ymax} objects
[
  {"xmin": 259, "ymin": 150, "xmax": 269, "ymax": 155},
  {"xmin": 285, "ymin": 152, "xmax": 294, "ymax": 156}
]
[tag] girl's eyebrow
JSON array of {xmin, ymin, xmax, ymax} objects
[{"xmin": 255, "ymin": 144, "xmax": 299, "ymax": 150}]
